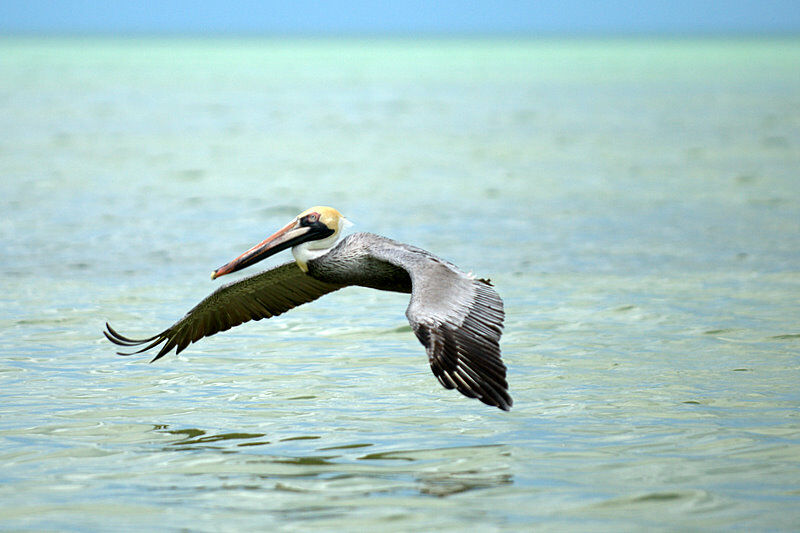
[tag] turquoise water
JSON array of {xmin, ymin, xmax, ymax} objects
[{"xmin": 1, "ymin": 37, "xmax": 799, "ymax": 531}]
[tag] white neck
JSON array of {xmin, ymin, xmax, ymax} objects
[{"xmin": 292, "ymin": 241, "xmax": 331, "ymax": 272}]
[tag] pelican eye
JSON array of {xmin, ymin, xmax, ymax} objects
[{"xmin": 300, "ymin": 213, "xmax": 319, "ymax": 226}]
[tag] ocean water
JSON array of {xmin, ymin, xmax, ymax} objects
[{"xmin": 1, "ymin": 37, "xmax": 799, "ymax": 531}]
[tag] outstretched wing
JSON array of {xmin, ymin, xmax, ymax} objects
[
  {"xmin": 105, "ymin": 261, "xmax": 345, "ymax": 362},
  {"xmin": 366, "ymin": 237, "xmax": 511, "ymax": 410}
]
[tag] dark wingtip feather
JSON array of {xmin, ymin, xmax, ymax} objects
[
  {"xmin": 103, "ymin": 328, "xmax": 120, "ymax": 345},
  {"xmin": 104, "ymin": 322, "xmax": 170, "ymax": 357},
  {"xmin": 493, "ymin": 395, "xmax": 513, "ymax": 411},
  {"xmin": 105, "ymin": 322, "xmax": 154, "ymax": 344}
]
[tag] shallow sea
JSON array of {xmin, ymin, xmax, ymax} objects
[{"xmin": 1, "ymin": 37, "xmax": 799, "ymax": 531}]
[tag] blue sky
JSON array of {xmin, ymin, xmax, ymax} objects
[{"xmin": 2, "ymin": 0, "xmax": 799, "ymax": 35}]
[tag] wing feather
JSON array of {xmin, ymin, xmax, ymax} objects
[
  {"xmin": 104, "ymin": 262, "xmax": 344, "ymax": 361},
  {"xmin": 365, "ymin": 239, "xmax": 512, "ymax": 411}
]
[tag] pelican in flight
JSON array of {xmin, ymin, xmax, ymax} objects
[{"xmin": 105, "ymin": 206, "xmax": 512, "ymax": 410}]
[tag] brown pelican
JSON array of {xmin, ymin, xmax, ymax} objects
[{"xmin": 105, "ymin": 206, "xmax": 512, "ymax": 410}]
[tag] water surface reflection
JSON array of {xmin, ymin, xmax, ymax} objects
[{"xmin": 151, "ymin": 424, "xmax": 513, "ymax": 498}]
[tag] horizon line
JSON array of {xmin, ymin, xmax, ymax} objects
[{"xmin": 3, "ymin": 29, "xmax": 800, "ymax": 39}]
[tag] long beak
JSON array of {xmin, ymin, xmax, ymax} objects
[{"xmin": 211, "ymin": 219, "xmax": 311, "ymax": 279}]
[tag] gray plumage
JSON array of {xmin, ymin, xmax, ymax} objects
[{"xmin": 105, "ymin": 232, "xmax": 511, "ymax": 410}]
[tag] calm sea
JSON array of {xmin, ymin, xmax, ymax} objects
[{"xmin": 1, "ymin": 37, "xmax": 799, "ymax": 531}]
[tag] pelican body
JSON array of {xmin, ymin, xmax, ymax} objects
[{"xmin": 105, "ymin": 207, "xmax": 512, "ymax": 410}]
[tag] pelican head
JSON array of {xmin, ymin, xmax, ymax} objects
[{"xmin": 212, "ymin": 206, "xmax": 349, "ymax": 279}]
